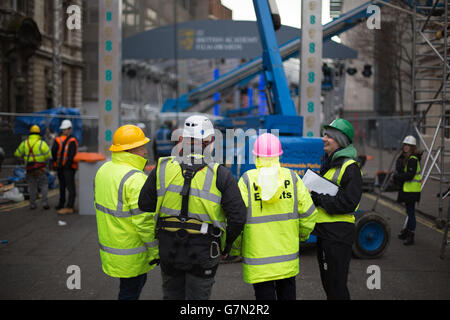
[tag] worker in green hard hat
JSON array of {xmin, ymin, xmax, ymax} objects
[{"xmin": 309, "ymin": 118, "xmax": 363, "ymax": 300}]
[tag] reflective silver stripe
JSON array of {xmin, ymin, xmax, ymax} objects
[
  {"xmin": 299, "ymin": 203, "xmax": 316, "ymax": 218},
  {"xmin": 158, "ymin": 160, "xmax": 221, "ymax": 204},
  {"xmin": 189, "ymin": 188, "xmax": 221, "ymax": 204},
  {"xmin": 117, "ymin": 170, "xmax": 140, "ymax": 212},
  {"xmin": 161, "ymin": 184, "xmax": 221, "ymax": 204},
  {"xmin": 247, "ymin": 212, "xmax": 300, "ymax": 224},
  {"xmin": 96, "ymin": 203, "xmax": 131, "ymax": 218},
  {"xmin": 145, "ymin": 240, "xmax": 158, "ymax": 248},
  {"xmin": 331, "ymin": 159, "xmax": 355, "ymax": 184},
  {"xmin": 160, "ymin": 206, "xmax": 180, "ymax": 216},
  {"xmin": 242, "ymin": 172, "xmax": 252, "ymax": 219},
  {"xmin": 203, "ymin": 164, "xmax": 215, "ymax": 191},
  {"xmin": 130, "ymin": 208, "xmax": 146, "ymax": 216},
  {"xmin": 290, "ymin": 170, "xmax": 298, "ymax": 217},
  {"xmin": 157, "ymin": 157, "xmax": 172, "ymax": 195},
  {"xmin": 331, "ymin": 167, "xmax": 341, "ymax": 184},
  {"xmin": 242, "ymin": 251, "xmax": 299, "ymax": 265},
  {"xmin": 244, "ymin": 171, "xmax": 301, "ymax": 224},
  {"xmin": 95, "ymin": 169, "xmax": 146, "ymax": 218},
  {"xmin": 99, "ymin": 243, "xmax": 148, "ymax": 255},
  {"xmin": 165, "ymin": 184, "xmax": 182, "ymax": 194}
]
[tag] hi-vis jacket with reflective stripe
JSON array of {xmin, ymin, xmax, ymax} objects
[
  {"xmin": 94, "ymin": 151, "xmax": 158, "ymax": 278},
  {"xmin": 14, "ymin": 135, "xmax": 51, "ymax": 164},
  {"xmin": 156, "ymin": 156, "xmax": 227, "ymax": 238},
  {"xmin": 316, "ymin": 159, "xmax": 360, "ymax": 224},
  {"xmin": 403, "ymin": 155, "xmax": 421, "ymax": 193},
  {"xmin": 238, "ymin": 167, "xmax": 317, "ymax": 284}
]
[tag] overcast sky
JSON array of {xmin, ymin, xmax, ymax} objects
[{"xmin": 221, "ymin": 0, "xmax": 332, "ymax": 28}]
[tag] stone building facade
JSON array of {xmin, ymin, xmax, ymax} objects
[{"xmin": 0, "ymin": 0, "xmax": 83, "ymax": 114}]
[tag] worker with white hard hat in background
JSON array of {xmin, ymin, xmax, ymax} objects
[
  {"xmin": 14, "ymin": 125, "xmax": 51, "ymax": 210},
  {"xmin": 393, "ymin": 135, "xmax": 422, "ymax": 246},
  {"xmin": 51, "ymin": 119, "xmax": 78, "ymax": 214},
  {"xmin": 236, "ymin": 132, "xmax": 317, "ymax": 300},
  {"xmin": 138, "ymin": 115, "xmax": 246, "ymax": 300}
]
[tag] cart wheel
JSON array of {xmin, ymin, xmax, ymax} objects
[{"xmin": 353, "ymin": 213, "xmax": 390, "ymax": 259}]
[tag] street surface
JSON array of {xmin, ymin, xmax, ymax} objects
[{"xmin": 0, "ymin": 190, "xmax": 449, "ymax": 300}]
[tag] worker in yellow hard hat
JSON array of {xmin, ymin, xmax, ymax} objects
[
  {"xmin": 94, "ymin": 124, "xmax": 159, "ymax": 300},
  {"xmin": 14, "ymin": 125, "xmax": 51, "ymax": 210}
]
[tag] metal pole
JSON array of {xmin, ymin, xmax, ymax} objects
[
  {"xmin": 52, "ymin": 0, "xmax": 62, "ymax": 109},
  {"xmin": 439, "ymin": 0, "xmax": 448, "ymax": 221},
  {"xmin": 173, "ymin": 0, "xmax": 180, "ymax": 128}
]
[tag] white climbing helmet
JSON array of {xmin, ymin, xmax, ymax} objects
[{"xmin": 182, "ymin": 115, "xmax": 215, "ymax": 140}]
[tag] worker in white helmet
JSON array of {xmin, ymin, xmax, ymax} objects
[
  {"xmin": 138, "ymin": 115, "xmax": 246, "ymax": 300},
  {"xmin": 51, "ymin": 119, "xmax": 78, "ymax": 214},
  {"xmin": 393, "ymin": 135, "xmax": 423, "ymax": 245}
]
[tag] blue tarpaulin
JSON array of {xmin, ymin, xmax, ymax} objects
[{"xmin": 14, "ymin": 107, "xmax": 82, "ymax": 144}]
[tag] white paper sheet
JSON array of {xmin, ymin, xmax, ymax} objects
[{"xmin": 302, "ymin": 169, "xmax": 339, "ymax": 196}]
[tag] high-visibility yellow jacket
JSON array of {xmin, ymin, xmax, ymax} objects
[
  {"xmin": 316, "ymin": 159, "xmax": 360, "ymax": 224},
  {"xmin": 238, "ymin": 167, "xmax": 317, "ymax": 284},
  {"xmin": 403, "ymin": 155, "xmax": 421, "ymax": 193},
  {"xmin": 94, "ymin": 151, "xmax": 158, "ymax": 278},
  {"xmin": 14, "ymin": 135, "xmax": 51, "ymax": 164},
  {"xmin": 155, "ymin": 156, "xmax": 227, "ymax": 245}
]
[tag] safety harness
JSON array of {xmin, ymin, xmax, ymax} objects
[
  {"xmin": 156, "ymin": 158, "xmax": 222, "ymax": 277},
  {"xmin": 157, "ymin": 162, "xmax": 222, "ymax": 238},
  {"xmin": 25, "ymin": 139, "xmax": 46, "ymax": 173}
]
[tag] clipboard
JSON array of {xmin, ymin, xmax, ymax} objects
[{"xmin": 302, "ymin": 169, "xmax": 339, "ymax": 196}]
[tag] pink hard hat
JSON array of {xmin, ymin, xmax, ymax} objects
[{"xmin": 253, "ymin": 133, "xmax": 283, "ymax": 157}]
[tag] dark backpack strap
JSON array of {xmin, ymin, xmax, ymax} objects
[{"xmin": 179, "ymin": 163, "xmax": 206, "ymax": 219}]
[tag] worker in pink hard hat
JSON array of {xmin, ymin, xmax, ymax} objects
[
  {"xmin": 234, "ymin": 132, "xmax": 317, "ymax": 300},
  {"xmin": 251, "ymin": 132, "xmax": 284, "ymax": 158}
]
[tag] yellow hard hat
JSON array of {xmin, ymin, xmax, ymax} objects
[
  {"xmin": 30, "ymin": 125, "xmax": 40, "ymax": 134},
  {"xmin": 109, "ymin": 124, "xmax": 150, "ymax": 152}
]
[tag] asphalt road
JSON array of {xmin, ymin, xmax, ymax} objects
[{"xmin": 0, "ymin": 191, "xmax": 449, "ymax": 300}]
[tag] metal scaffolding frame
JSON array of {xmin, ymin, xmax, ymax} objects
[{"xmin": 411, "ymin": 0, "xmax": 449, "ymax": 258}]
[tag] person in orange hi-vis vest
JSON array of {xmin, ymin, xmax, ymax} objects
[{"xmin": 51, "ymin": 119, "xmax": 78, "ymax": 214}]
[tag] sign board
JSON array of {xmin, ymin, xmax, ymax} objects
[
  {"xmin": 98, "ymin": 0, "xmax": 122, "ymax": 157},
  {"xmin": 300, "ymin": 0, "xmax": 323, "ymax": 137},
  {"xmin": 122, "ymin": 20, "xmax": 356, "ymax": 60}
]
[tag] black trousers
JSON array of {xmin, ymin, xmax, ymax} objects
[
  {"xmin": 57, "ymin": 168, "xmax": 76, "ymax": 208},
  {"xmin": 118, "ymin": 273, "xmax": 147, "ymax": 300},
  {"xmin": 405, "ymin": 201, "xmax": 416, "ymax": 231},
  {"xmin": 316, "ymin": 237, "xmax": 353, "ymax": 300},
  {"xmin": 161, "ymin": 267, "xmax": 216, "ymax": 300},
  {"xmin": 252, "ymin": 276, "xmax": 296, "ymax": 300}
]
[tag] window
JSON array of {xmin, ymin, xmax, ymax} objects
[
  {"xmin": 16, "ymin": 0, "xmax": 28, "ymax": 15},
  {"xmin": 44, "ymin": 0, "xmax": 54, "ymax": 35}
]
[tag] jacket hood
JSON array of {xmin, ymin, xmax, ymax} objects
[
  {"xmin": 331, "ymin": 144, "xmax": 357, "ymax": 162},
  {"xmin": 28, "ymin": 134, "xmax": 42, "ymax": 142},
  {"xmin": 112, "ymin": 151, "xmax": 147, "ymax": 171}
]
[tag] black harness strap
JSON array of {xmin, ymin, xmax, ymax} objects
[{"xmin": 179, "ymin": 162, "xmax": 206, "ymax": 219}]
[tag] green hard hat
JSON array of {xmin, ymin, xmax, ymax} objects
[{"xmin": 324, "ymin": 118, "xmax": 354, "ymax": 142}]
